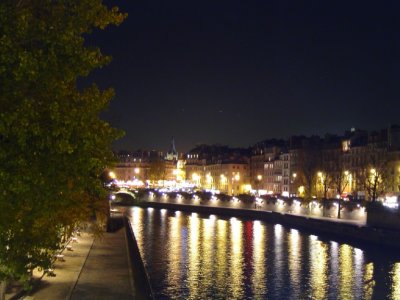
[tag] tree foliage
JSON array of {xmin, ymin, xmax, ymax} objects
[
  {"xmin": 148, "ymin": 158, "xmax": 167, "ymax": 182},
  {"xmin": 329, "ymin": 154, "xmax": 350, "ymax": 198},
  {"xmin": 0, "ymin": 0, "xmax": 126, "ymax": 289},
  {"xmin": 361, "ymin": 147, "xmax": 390, "ymax": 201},
  {"xmin": 296, "ymin": 147, "xmax": 321, "ymax": 200}
]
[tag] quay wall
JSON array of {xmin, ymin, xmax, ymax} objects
[
  {"xmin": 367, "ymin": 204, "xmax": 400, "ymax": 230},
  {"xmin": 141, "ymin": 192, "xmax": 367, "ymax": 223},
  {"xmin": 124, "ymin": 217, "xmax": 154, "ymax": 300}
]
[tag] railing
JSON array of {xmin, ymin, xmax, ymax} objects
[{"xmin": 141, "ymin": 190, "xmax": 367, "ymax": 224}]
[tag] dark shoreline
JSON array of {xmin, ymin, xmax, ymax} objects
[{"xmin": 122, "ymin": 216, "xmax": 154, "ymax": 300}]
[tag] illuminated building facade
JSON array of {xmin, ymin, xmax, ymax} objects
[
  {"xmin": 185, "ymin": 145, "xmax": 251, "ymax": 194},
  {"xmin": 112, "ymin": 125, "xmax": 400, "ymax": 199}
]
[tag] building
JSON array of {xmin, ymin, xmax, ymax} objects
[
  {"xmin": 112, "ymin": 125, "xmax": 400, "ymax": 200},
  {"xmin": 185, "ymin": 145, "xmax": 251, "ymax": 194}
]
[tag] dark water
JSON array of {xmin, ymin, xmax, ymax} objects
[{"xmin": 127, "ymin": 207, "xmax": 400, "ymax": 300}]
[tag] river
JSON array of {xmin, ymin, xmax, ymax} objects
[{"xmin": 127, "ymin": 206, "xmax": 400, "ymax": 299}]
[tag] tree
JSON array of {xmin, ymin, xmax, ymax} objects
[
  {"xmin": 0, "ymin": 0, "xmax": 126, "ymax": 296},
  {"xmin": 148, "ymin": 158, "xmax": 167, "ymax": 183},
  {"xmin": 359, "ymin": 146, "xmax": 390, "ymax": 202},
  {"xmin": 316, "ymin": 171, "xmax": 332, "ymax": 199},
  {"xmin": 296, "ymin": 147, "xmax": 321, "ymax": 200},
  {"xmin": 330, "ymin": 154, "xmax": 351, "ymax": 199}
]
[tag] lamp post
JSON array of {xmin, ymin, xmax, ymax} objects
[
  {"xmin": 192, "ymin": 173, "xmax": 201, "ymax": 187},
  {"xmin": 220, "ymin": 174, "xmax": 227, "ymax": 193},
  {"xmin": 206, "ymin": 173, "xmax": 213, "ymax": 190},
  {"xmin": 256, "ymin": 175, "xmax": 262, "ymax": 196},
  {"xmin": 291, "ymin": 173, "xmax": 297, "ymax": 196},
  {"xmin": 231, "ymin": 173, "xmax": 240, "ymax": 195},
  {"xmin": 109, "ymin": 171, "xmax": 116, "ymax": 180},
  {"xmin": 337, "ymin": 170, "xmax": 350, "ymax": 219}
]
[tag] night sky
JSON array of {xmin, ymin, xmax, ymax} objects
[{"xmin": 89, "ymin": 0, "xmax": 400, "ymax": 153}]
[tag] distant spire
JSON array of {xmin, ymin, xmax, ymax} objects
[
  {"xmin": 166, "ymin": 137, "xmax": 178, "ymax": 160},
  {"xmin": 171, "ymin": 136, "xmax": 177, "ymax": 153}
]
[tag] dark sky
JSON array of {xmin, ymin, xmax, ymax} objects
[{"xmin": 89, "ymin": 0, "xmax": 400, "ymax": 153}]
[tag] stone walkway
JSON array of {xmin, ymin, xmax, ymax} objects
[
  {"xmin": 20, "ymin": 217, "xmax": 136, "ymax": 300},
  {"xmin": 70, "ymin": 226, "xmax": 133, "ymax": 300}
]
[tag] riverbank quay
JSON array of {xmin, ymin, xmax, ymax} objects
[
  {"xmin": 11, "ymin": 212, "xmax": 152, "ymax": 300},
  {"xmin": 138, "ymin": 201, "xmax": 400, "ymax": 250},
  {"xmin": 4, "ymin": 230, "xmax": 94, "ymax": 300}
]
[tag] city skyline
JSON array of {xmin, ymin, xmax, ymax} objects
[
  {"xmin": 90, "ymin": 1, "xmax": 400, "ymax": 152},
  {"xmin": 114, "ymin": 124, "xmax": 399, "ymax": 154}
]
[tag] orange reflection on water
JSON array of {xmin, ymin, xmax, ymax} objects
[
  {"xmin": 391, "ymin": 263, "xmax": 400, "ymax": 300},
  {"xmin": 229, "ymin": 218, "xmax": 244, "ymax": 299},
  {"xmin": 166, "ymin": 215, "xmax": 181, "ymax": 293},
  {"xmin": 187, "ymin": 213, "xmax": 200, "ymax": 298},
  {"xmin": 363, "ymin": 262, "xmax": 374, "ymax": 300},
  {"xmin": 353, "ymin": 248, "xmax": 364, "ymax": 299},
  {"xmin": 288, "ymin": 229, "xmax": 301, "ymax": 298},
  {"xmin": 201, "ymin": 217, "xmax": 216, "ymax": 294},
  {"xmin": 339, "ymin": 244, "xmax": 354, "ymax": 299},
  {"xmin": 274, "ymin": 224, "xmax": 284, "ymax": 288},
  {"xmin": 215, "ymin": 219, "xmax": 228, "ymax": 296},
  {"xmin": 130, "ymin": 207, "xmax": 144, "ymax": 249},
  {"xmin": 309, "ymin": 236, "xmax": 328, "ymax": 300},
  {"xmin": 252, "ymin": 220, "xmax": 266, "ymax": 298}
]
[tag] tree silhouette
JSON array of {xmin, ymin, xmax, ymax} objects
[{"xmin": 0, "ymin": 0, "xmax": 126, "ymax": 295}]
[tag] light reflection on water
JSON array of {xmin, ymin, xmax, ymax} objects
[
  {"xmin": 229, "ymin": 217, "xmax": 243, "ymax": 299},
  {"xmin": 252, "ymin": 220, "xmax": 266, "ymax": 299},
  {"xmin": 188, "ymin": 213, "xmax": 200, "ymax": 298},
  {"xmin": 314, "ymin": 237, "xmax": 328, "ymax": 299},
  {"xmin": 128, "ymin": 207, "xmax": 400, "ymax": 300},
  {"xmin": 288, "ymin": 229, "xmax": 301, "ymax": 298},
  {"xmin": 391, "ymin": 263, "xmax": 400, "ymax": 300}
]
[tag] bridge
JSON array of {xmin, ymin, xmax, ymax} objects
[{"xmin": 112, "ymin": 189, "xmax": 137, "ymax": 202}]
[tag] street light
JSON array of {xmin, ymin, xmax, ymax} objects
[
  {"xmin": 220, "ymin": 174, "xmax": 227, "ymax": 192},
  {"xmin": 255, "ymin": 175, "xmax": 263, "ymax": 196},
  {"xmin": 317, "ymin": 171, "xmax": 325, "ymax": 198},
  {"xmin": 290, "ymin": 173, "xmax": 298, "ymax": 197},
  {"xmin": 192, "ymin": 173, "xmax": 201, "ymax": 186},
  {"xmin": 192, "ymin": 173, "xmax": 199, "ymax": 181},
  {"xmin": 206, "ymin": 173, "xmax": 213, "ymax": 189}
]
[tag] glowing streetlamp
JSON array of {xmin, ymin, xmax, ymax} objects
[
  {"xmin": 109, "ymin": 171, "xmax": 116, "ymax": 179},
  {"xmin": 220, "ymin": 174, "xmax": 227, "ymax": 192},
  {"xmin": 298, "ymin": 186, "xmax": 305, "ymax": 196},
  {"xmin": 134, "ymin": 168, "xmax": 140, "ymax": 174},
  {"xmin": 192, "ymin": 173, "xmax": 201, "ymax": 186},
  {"xmin": 220, "ymin": 174, "xmax": 227, "ymax": 183},
  {"xmin": 206, "ymin": 173, "xmax": 213, "ymax": 189}
]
